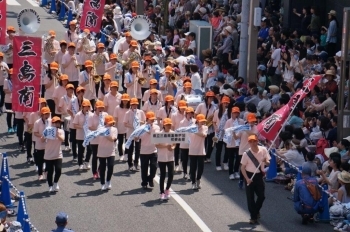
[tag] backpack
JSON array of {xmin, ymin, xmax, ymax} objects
[
  {"xmin": 304, "ymin": 179, "xmax": 322, "ymax": 201},
  {"xmin": 316, "ymin": 136, "xmax": 329, "ymax": 161}
]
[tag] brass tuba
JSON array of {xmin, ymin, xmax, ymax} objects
[
  {"xmin": 44, "ymin": 35, "xmax": 55, "ymax": 57},
  {"xmin": 92, "ymin": 63, "xmax": 101, "ymax": 83},
  {"xmin": 137, "ymin": 72, "xmax": 146, "ymax": 85},
  {"xmin": 205, "ymin": 115, "xmax": 214, "ymax": 127},
  {"xmin": 118, "ymin": 51, "xmax": 140, "ymax": 69}
]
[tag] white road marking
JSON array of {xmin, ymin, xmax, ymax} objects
[
  {"xmin": 26, "ymin": 0, "xmax": 39, "ymax": 7},
  {"xmin": 154, "ymin": 175, "xmax": 212, "ymax": 232},
  {"xmin": 7, "ymin": 0, "xmax": 20, "ymax": 6}
]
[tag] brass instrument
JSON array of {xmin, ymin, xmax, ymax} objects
[
  {"xmin": 168, "ymin": 74, "xmax": 176, "ymax": 83},
  {"xmin": 44, "ymin": 36, "xmax": 55, "ymax": 57},
  {"xmin": 137, "ymin": 72, "xmax": 146, "ymax": 85},
  {"xmin": 205, "ymin": 115, "xmax": 214, "ymax": 127},
  {"xmin": 94, "ymin": 53, "xmax": 105, "ymax": 67},
  {"xmin": 78, "ymin": 32, "xmax": 92, "ymax": 53},
  {"xmin": 118, "ymin": 51, "xmax": 140, "ymax": 69},
  {"xmin": 92, "ymin": 63, "xmax": 101, "ymax": 83},
  {"xmin": 212, "ymin": 136, "xmax": 219, "ymax": 147}
]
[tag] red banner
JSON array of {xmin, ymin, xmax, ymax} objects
[
  {"xmin": 0, "ymin": 0, "xmax": 6, "ymax": 44},
  {"xmin": 257, "ymin": 75, "xmax": 322, "ymax": 140},
  {"xmin": 12, "ymin": 36, "xmax": 42, "ymax": 112},
  {"xmin": 80, "ymin": 0, "xmax": 106, "ymax": 33}
]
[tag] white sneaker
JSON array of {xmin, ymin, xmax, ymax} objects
[
  {"xmin": 223, "ymin": 163, "xmax": 229, "ymax": 170},
  {"xmin": 229, "ymin": 174, "xmax": 235, "ymax": 180},
  {"xmin": 35, "ymin": 166, "xmax": 38, "ymax": 172},
  {"xmin": 79, "ymin": 165, "xmax": 84, "ymax": 171},
  {"xmin": 192, "ymin": 183, "xmax": 197, "ymax": 190},
  {"xmin": 216, "ymin": 166, "xmax": 222, "ymax": 171},
  {"xmin": 101, "ymin": 184, "xmax": 107, "ymax": 191},
  {"xmin": 119, "ymin": 155, "xmax": 124, "ymax": 161},
  {"xmin": 49, "ymin": 186, "xmax": 54, "ymax": 193},
  {"xmin": 196, "ymin": 180, "xmax": 201, "ymax": 189},
  {"xmin": 160, "ymin": 193, "xmax": 166, "ymax": 201},
  {"xmin": 83, "ymin": 162, "xmax": 91, "ymax": 170},
  {"xmin": 53, "ymin": 183, "xmax": 59, "ymax": 192},
  {"xmin": 234, "ymin": 172, "xmax": 240, "ymax": 179},
  {"xmin": 43, "ymin": 163, "xmax": 46, "ymax": 170},
  {"xmin": 106, "ymin": 181, "xmax": 112, "ymax": 190},
  {"xmin": 175, "ymin": 165, "xmax": 180, "ymax": 172},
  {"xmin": 64, "ymin": 146, "xmax": 71, "ymax": 151}
]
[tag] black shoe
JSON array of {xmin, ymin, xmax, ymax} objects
[
  {"xmin": 142, "ymin": 185, "xmax": 147, "ymax": 189},
  {"xmin": 301, "ymin": 215, "xmax": 309, "ymax": 225},
  {"xmin": 129, "ymin": 166, "xmax": 136, "ymax": 172},
  {"xmin": 249, "ymin": 219, "xmax": 258, "ymax": 224},
  {"xmin": 149, "ymin": 180, "xmax": 154, "ymax": 188},
  {"xmin": 73, "ymin": 157, "xmax": 78, "ymax": 163}
]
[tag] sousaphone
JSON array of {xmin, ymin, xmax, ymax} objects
[{"xmin": 17, "ymin": 9, "xmax": 41, "ymax": 34}]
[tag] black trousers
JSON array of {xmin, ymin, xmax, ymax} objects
[
  {"xmin": 45, "ymin": 159, "xmax": 62, "ymax": 187},
  {"xmin": 127, "ymin": 140, "xmax": 140, "ymax": 168},
  {"xmin": 46, "ymin": 99, "xmax": 55, "ymax": 117},
  {"xmin": 117, "ymin": 134, "xmax": 126, "ymax": 157},
  {"xmin": 90, "ymin": 144, "xmax": 99, "ymax": 175},
  {"xmin": 24, "ymin": 132, "xmax": 33, "ymax": 159},
  {"xmin": 245, "ymin": 172, "xmax": 265, "ymax": 220},
  {"xmin": 205, "ymin": 132, "xmax": 215, "ymax": 159},
  {"xmin": 327, "ymin": 42, "xmax": 337, "ymax": 57},
  {"xmin": 189, "ymin": 156, "xmax": 205, "ymax": 184},
  {"xmin": 174, "ymin": 144, "xmax": 180, "ymax": 166},
  {"xmin": 64, "ymin": 130, "xmax": 69, "ymax": 146},
  {"xmin": 70, "ymin": 129, "xmax": 77, "ymax": 158},
  {"xmin": 140, "ymin": 153, "xmax": 157, "ymax": 187},
  {"xmin": 16, "ymin": 118, "xmax": 25, "ymax": 146},
  {"xmin": 89, "ymin": 99, "xmax": 96, "ymax": 112},
  {"xmin": 76, "ymin": 140, "xmax": 92, "ymax": 166},
  {"xmin": 158, "ymin": 161, "xmax": 174, "ymax": 194},
  {"xmin": 215, "ymin": 141, "xmax": 228, "ymax": 166},
  {"xmin": 180, "ymin": 148, "xmax": 189, "ymax": 174},
  {"xmin": 34, "ymin": 149, "xmax": 45, "ymax": 175},
  {"xmin": 225, "ymin": 147, "xmax": 239, "ymax": 175},
  {"xmin": 5, "ymin": 103, "xmax": 15, "ymax": 128},
  {"xmin": 0, "ymin": 85, "xmax": 4, "ymax": 108},
  {"xmin": 99, "ymin": 156, "xmax": 115, "ymax": 185}
]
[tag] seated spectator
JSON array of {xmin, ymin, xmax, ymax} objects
[
  {"xmin": 288, "ymin": 108, "xmax": 304, "ymax": 128},
  {"xmin": 302, "ymin": 152, "xmax": 317, "ymax": 177},
  {"xmin": 317, "ymin": 152, "xmax": 341, "ymax": 194},
  {"xmin": 52, "ymin": 212, "xmax": 74, "ymax": 232},
  {"xmin": 330, "ymin": 171, "xmax": 350, "ymax": 205},
  {"xmin": 276, "ymin": 140, "xmax": 305, "ymax": 175}
]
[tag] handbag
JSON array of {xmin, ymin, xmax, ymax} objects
[{"xmin": 246, "ymin": 149, "xmax": 266, "ymax": 176}]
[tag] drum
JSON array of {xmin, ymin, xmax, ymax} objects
[
  {"xmin": 185, "ymin": 94, "xmax": 204, "ymax": 110},
  {"xmin": 63, "ymin": 116, "xmax": 71, "ymax": 132}
]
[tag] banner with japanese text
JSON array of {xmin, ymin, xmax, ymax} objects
[
  {"xmin": 12, "ymin": 36, "xmax": 42, "ymax": 112},
  {"xmin": 0, "ymin": 0, "xmax": 6, "ymax": 44},
  {"xmin": 257, "ymin": 75, "xmax": 322, "ymax": 140},
  {"xmin": 80, "ymin": 0, "xmax": 106, "ymax": 33}
]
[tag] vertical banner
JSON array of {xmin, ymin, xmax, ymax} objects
[
  {"xmin": 12, "ymin": 36, "xmax": 42, "ymax": 112},
  {"xmin": 257, "ymin": 75, "xmax": 322, "ymax": 140},
  {"xmin": 80, "ymin": 0, "xmax": 106, "ymax": 33},
  {"xmin": 0, "ymin": 0, "xmax": 6, "ymax": 44}
]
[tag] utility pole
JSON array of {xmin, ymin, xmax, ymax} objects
[
  {"xmin": 162, "ymin": 0, "xmax": 169, "ymax": 35},
  {"xmin": 247, "ymin": 0, "xmax": 259, "ymax": 83},
  {"xmin": 238, "ymin": 0, "xmax": 249, "ymax": 80},
  {"xmin": 135, "ymin": 0, "xmax": 143, "ymax": 15}
]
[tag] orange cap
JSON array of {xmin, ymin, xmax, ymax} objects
[
  {"xmin": 131, "ymin": 61, "xmax": 139, "ymax": 68},
  {"xmin": 110, "ymin": 53, "xmax": 117, "ymax": 60},
  {"xmin": 121, "ymin": 93, "xmax": 130, "ymax": 101},
  {"xmin": 165, "ymin": 95, "xmax": 174, "ymax": 102},
  {"xmin": 60, "ymin": 40, "xmax": 67, "ymax": 45},
  {"xmin": 178, "ymin": 100, "xmax": 187, "ymax": 109},
  {"xmin": 95, "ymin": 100, "xmax": 105, "ymax": 108},
  {"xmin": 206, "ymin": 91, "xmax": 215, "ymax": 97},
  {"xmin": 125, "ymin": 31, "xmax": 131, "ymax": 37},
  {"xmin": 60, "ymin": 74, "xmax": 69, "ymax": 81},
  {"xmin": 52, "ymin": 116, "xmax": 61, "ymax": 123},
  {"xmin": 184, "ymin": 82, "xmax": 192, "ymax": 88},
  {"xmin": 196, "ymin": 114, "xmax": 207, "ymax": 122},
  {"xmin": 0, "ymin": 52, "xmax": 3, "ymax": 57},
  {"xmin": 247, "ymin": 113, "xmax": 257, "ymax": 123},
  {"xmin": 130, "ymin": 98, "xmax": 139, "ymax": 105},
  {"xmin": 8, "ymin": 69, "xmax": 13, "ymax": 75},
  {"xmin": 221, "ymin": 96, "xmax": 230, "ymax": 104},
  {"xmin": 144, "ymin": 56, "xmax": 152, "ymax": 61},
  {"xmin": 130, "ymin": 40, "xmax": 138, "ymax": 47},
  {"xmin": 232, "ymin": 107, "xmax": 240, "ymax": 113},
  {"xmin": 165, "ymin": 66, "xmax": 173, "ymax": 74},
  {"xmin": 104, "ymin": 115, "xmax": 115, "ymax": 125},
  {"xmin": 83, "ymin": 29, "xmax": 90, "ymax": 34},
  {"xmin": 50, "ymin": 62, "xmax": 59, "ymax": 70},
  {"xmin": 163, "ymin": 118, "xmax": 172, "ymax": 126},
  {"xmin": 103, "ymin": 73, "xmax": 112, "ymax": 80},
  {"xmin": 150, "ymin": 79, "xmax": 158, "ymax": 85},
  {"xmin": 82, "ymin": 99, "xmax": 91, "ymax": 107},
  {"xmin": 68, "ymin": 42, "xmax": 75, "ymax": 48},
  {"xmin": 76, "ymin": 86, "xmax": 85, "ymax": 93},
  {"xmin": 183, "ymin": 77, "xmax": 191, "ymax": 83},
  {"xmin": 7, "ymin": 26, "xmax": 16, "ymax": 32},
  {"xmin": 97, "ymin": 43, "xmax": 105, "ymax": 49},
  {"xmin": 185, "ymin": 107, "xmax": 194, "ymax": 113},
  {"xmin": 49, "ymin": 30, "xmax": 56, "ymax": 37},
  {"xmin": 85, "ymin": 60, "xmax": 93, "ymax": 68},
  {"xmin": 65, "ymin": 84, "xmax": 74, "ymax": 90},
  {"xmin": 39, "ymin": 98, "xmax": 47, "ymax": 104},
  {"xmin": 248, "ymin": 134, "xmax": 258, "ymax": 142},
  {"xmin": 110, "ymin": 81, "xmax": 118, "ymax": 87},
  {"xmin": 146, "ymin": 111, "xmax": 156, "ymax": 120},
  {"xmin": 40, "ymin": 107, "xmax": 50, "ymax": 115},
  {"xmin": 69, "ymin": 20, "xmax": 77, "ymax": 25},
  {"xmin": 150, "ymin": 89, "xmax": 158, "ymax": 95}
]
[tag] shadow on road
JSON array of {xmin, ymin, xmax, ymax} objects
[
  {"xmin": 141, "ymin": 199, "xmax": 174, "ymax": 207},
  {"xmin": 20, "ymin": 179, "xmax": 44, "ymax": 188},
  {"xmin": 71, "ymin": 189, "xmax": 107, "ymax": 198},
  {"xmin": 115, "ymin": 187, "xmax": 151, "ymax": 196},
  {"xmin": 228, "ymin": 222, "xmax": 262, "ymax": 231},
  {"xmin": 74, "ymin": 178, "xmax": 96, "ymax": 187}
]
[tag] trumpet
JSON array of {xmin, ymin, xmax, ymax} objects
[
  {"xmin": 93, "ymin": 75, "xmax": 102, "ymax": 83},
  {"xmin": 206, "ymin": 115, "xmax": 214, "ymax": 127},
  {"xmin": 137, "ymin": 75, "xmax": 147, "ymax": 86},
  {"xmin": 168, "ymin": 75, "xmax": 176, "ymax": 83}
]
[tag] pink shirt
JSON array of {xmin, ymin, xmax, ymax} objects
[
  {"xmin": 142, "ymin": 89, "xmax": 163, "ymax": 103},
  {"xmin": 58, "ymin": 95, "xmax": 73, "ymax": 117},
  {"xmin": 44, "ymin": 128, "xmax": 64, "ymax": 160},
  {"xmin": 3, "ymin": 79, "xmax": 12, "ymax": 103},
  {"xmin": 224, "ymin": 118, "xmax": 245, "ymax": 148},
  {"xmin": 62, "ymin": 53, "xmax": 79, "ymax": 82},
  {"xmin": 113, "ymin": 106, "xmax": 128, "ymax": 134},
  {"xmin": 33, "ymin": 118, "xmax": 47, "ymax": 150},
  {"xmin": 97, "ymin": 126, "xmax": 118, "ymax": 158},
  {"xmin": 73, "ymin": 111, "xmax": 93, "ymax": 140},
  {"xmin": 241, "ymin": 146, "xmax": 271, "ymax": 173},
  {"xmin": 142, "ymin": 100, "xmax": 162, "ymax": 116},
  {"xmin": 124, "ymin": 72, "xmax": 142, "ymax": 99},
  {"xmin": 189, "ymin": 125, "xmax": 208, "ymax": 156},
  {"xmin": 120, "ymin": 40, "xmax": 130, "ymax": 53},
  {"xmin": 103, "ymin": 92, "xmax": 122, "ymax": 116},
  {"xmin": 237, "ymin": 125, "xmax": 259, "ymax": 155},
  {"xmin": 29, "ymin": 112, "xmax": 40, "ymax": 142},
  {"xmin": 52, "ymin": 86, "xmax": 67, "ymax": 114},
  {"xmin": 44, "ymin": 40, "xmax": 60, "ymax": 64},
  {"xmin": 79, "ymin": 71, "xmax": 95, "ymax": 100},
  {"xmin": 54, "ymin": 50, "xmax": 67, "ymax": 71},
  {"xmin": 87, "ymin": 112, "xmax": 108, "ymax": 144},
  {"xmin": 91, "ymin": 52, "xmax": 109, "ymax": 75},
  {"xmin": 123, "ymin": 109, "xmax": 146, "ymax": 138},
  {"xmin": 195, "ymin": 103, "xmax": 216, "ymax": 118},
  {"xmin": 178, "ymin": 118, "xmax": 196, "ymax": 149},
  {"xmin": 157, "ymin": 106, "xmax": 174, "ymax": 121},
  {"xmin": 171, "ymin": 111, "xmax": 185, "ymax": 130},
  {"xmin": 44, "ymin": 75, "xmax": 56, "ymax": 100},
  {"xmin": 4, "ymin": 36, "xmax": 13, "ymax": 64},
  {"xmin": 139, "ymin": 124, "xmax": 160, "ymax": 154},
  {"xmin": 0, "ymin": 62, "xmax": 9, "ymax": 86},
  {"xmin": 156, "ymin": 130, "xmax": 175, "ymax": 162}
]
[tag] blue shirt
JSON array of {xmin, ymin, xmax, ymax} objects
[
  {"xmin": 52, "ymin": 226, "xmax": 74, "ymax": 232},
  {"xmin": 287, "ymin": 115, "xmax": 304, "ymax": 128},
  {"xmin": 258, "ymin": 27, "xmax": 269, "ymax": 41},
  {"xmin": 293, "ymin": 176, "xmax": 320, "ymax": 213}
]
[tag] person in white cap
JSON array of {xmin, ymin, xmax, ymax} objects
[{"xmin": 216, "ymin": 26, "xmax": 234, "ymax": 68}]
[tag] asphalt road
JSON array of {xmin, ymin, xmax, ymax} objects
[{"xmin": 2, "ymin": 2, "xmax": 334, "ymax": 231}]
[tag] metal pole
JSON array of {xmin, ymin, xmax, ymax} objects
[
  {"xmin": 162, "ymin": 0, "xmax": 169, "ymax": 35},
  {"xmin": 135, "ymin": 0, "xmax": 144, "ymax": 15},
  {"xmin": 247, "ymin": 0, "xmax": 259, "ymax": 83},
  {"xmin": 238, "ymin": 0, "xmax": 249, "ymax": 80}
]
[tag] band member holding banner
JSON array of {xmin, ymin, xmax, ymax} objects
[
  {"xmin": 113, "ymin": 94, "xmax": 130, "ymax": 161},
  {"xmin": 62, "ymin": 43, "xmax": 80, "ymax": 90},
  {"xmin": 123, "ymin": 98, "xmax": 146, "ymax": 171},
  {"xmin": 240, "ymin": 134, "xmax": 270, "ymax": 224},
  {"xmin": 195, "ymin": 91, "xmax": 216, "ymax": 163},
  {"xmin": 52, "ymin": 74, "xmax": 69, "ymax": 118},
  {"xmin": 155, "ymin": 118, "xmax": 175, "ymax": 201},
  {"xmin": 45, "ymin": 62, "xmax": 60, "ymax": 115},
  {"xmin": 0, "ymin": 52, "xmax": 9, "ymax": 115},
  {"xmin": 43, "ymin": 30, "xmax": 60, "ymax": 73},
  {"xmin": 157, "ymin": 95, "xmax": 176, "ymax": 126},
  {"xmin": 33, "ymin": 107, "xmax": 51, "ymax": 181},
  {"xmin": 45, "ymin": 116, "xmax": 65, "ymax": 193},
  {"xmin": 125, "ymin": 61, "xmax": 142, "ymax": 106},
  {"xmin": 141, "ymin": 89, "xmax": 162, "ymax": 116},
  {"xmin": 98, "ymin": 115, "xmax": 118, "ymax": 191},
  {"xmin": 5, "ymin": 26, "xmax": 16, "ymax": 69},
  {"xmin": 138, "ymin": 111, "xmax": 159, "ymax": 189},
  {"xmin": 88, "ymin": 100, "xmax": 108, "ymax": 180},
  {"xmin": 189, "ymin": 114, "xmax": 208, "ymax": 190},
  {"xmin": 78, "ymin": 60, "xmax": 96, "ymax": 107},
  {"xmin": 4, "ymin": 69, "xmax": 15, "ymax": 133},
  {"xmin": 103, "ymin": 80, "xmax": 121, "ymax": 116},
  {"xmin": 73, "ymin": 99, "xmax": 93, "ymax": 171},
  {"xmin": 178, "ymin": 107, "xmax": 196, "ymax": 179}
]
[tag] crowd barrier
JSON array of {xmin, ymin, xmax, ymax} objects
[{"xmin": 0, "ymin": 153, "xmax": 39, "ymax": 232}]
